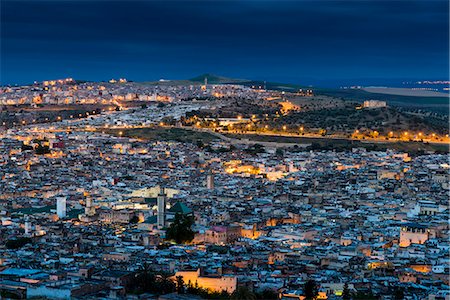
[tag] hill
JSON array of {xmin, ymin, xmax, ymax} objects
[{"xmin": 189, "ymin": 73, "xmax": 249, "ymax": 84}]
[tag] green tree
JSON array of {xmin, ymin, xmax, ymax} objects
[
  {"xmin": 176, "ymin": 276, "xmax": 185, "ymax": 294},
  {"xmin": 342, "ymin": 283, "xmax": 351, "ymax": 300},
  {"xmin": 166, "ymin": 213, "xmax": 195, "ymax": 244},
  {"xmin": 6, "ymin": 237, "xmax": 32, "ymax": 249},
  {"xmin": 231, "ymin": 287, "xmax": 256, "ymax": 300},
  {"xmin": 304, "ymin": 280, "xmax": 318, "ymax": 300},
  {"xmin": 255, "ymin": 289, "xmax": 278, "ymax": 300},
  {"xmin": 393, "ymin": 286, "xmax": 404, "ymax": 300},
  {"xmin": 275, "ymin": 148, "xmax": 284, "ymax": 157}
]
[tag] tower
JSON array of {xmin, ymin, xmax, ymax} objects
[
  {"xmin": 56, "ymin": 196, "xmax": 67, "ymax": 218},
  {"xmin": 206, "ymin": 171, "xmax": 214, "ymax": 190},
  {"xmin": 24, "ymin": 217, "xmax": 31, "ymax": 236},
  {"xmin": 204, "ymin": 77, "xmax": 208, "ymax": 87},
  {"xmin": 157, "ymin": 187, "xmax": 167, "ymax": 229},
  {"xmin": 85, "ymin": 197, "xmax": 95, "ymax": 217}
]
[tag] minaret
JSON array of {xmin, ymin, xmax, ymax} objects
[
  {"xmin": 206, "ymin": 171, "xmax": 214, "ymax": 190},
  {"xmin": 24, "ymin": 217, "xmax": 31, "ymax": 236},
  {"xmin": 157, "ymin": 186, "xmax": 167, "ymax": 229},
  {"xmin": 85, "ymin": 197, "xmax": 95, "ymax": 217},
  {"xmin": 56, "ymin": 196, "xmax": 67, "ymax": 218},
  {"xmin": 204, "ymin": 77, "xmax": 208, "ymax": 87}
]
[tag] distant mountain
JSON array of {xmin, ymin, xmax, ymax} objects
[{"xmin": 189, "ymin": 73, "xmax": 249, "ymax": 84}]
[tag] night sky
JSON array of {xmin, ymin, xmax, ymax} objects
[{"xmin": 1, "ymin": 0, "xmax": 449, "ymax": 86}]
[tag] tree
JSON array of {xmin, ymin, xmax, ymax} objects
[
  {"xmin": 6, "ymin": 237, "xmax": 32, "ymax": 249},
  {"xmin": 304, "ymin": 280, "xmax": 318, "ymax": 300},
  {"xmin": 231, "ymin": 287, "xmax": 256, "ymax": 300},
  {"xmin": 342, "ymin": 283, "xmax": 351, "ymax": 300},
  {"xmin": 166, "ymin": 213, "xmax": 195, "ymax": 244},
  {"xmin": 176, "ymin": 276, "xmax": 185, "ymax": 294},
  {"xmin": 393, "ymin": 286, "xmax": 404, "ymax": 300},
  {"xmin": 255, "ymin": 289, "xmax": 278, "ymax": 300},
  {"xmin": 130, "ymin": 215, "xmax": 139, "ymax": 224},
  {"xmin": 275, "ymin": 148, "xmax": 284, "ymax": 157}
]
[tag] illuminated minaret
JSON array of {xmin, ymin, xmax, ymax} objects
[
  {"xmin": 157, "ymin": 186, "xmax": 167, "ymax": 229},
  {"xmin": 204, "ymin": 77, "xmax": 208, "ymax": 87}
]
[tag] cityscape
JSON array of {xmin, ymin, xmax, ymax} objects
[{"xmin": 0, "ymin": 1, "xmax": 449, "ymax": 300}]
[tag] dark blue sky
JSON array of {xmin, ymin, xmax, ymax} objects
[{"xmin": 1, "ymin": 0, "xmax": 449, "ymax": 86}]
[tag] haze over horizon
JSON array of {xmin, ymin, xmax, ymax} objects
[{"xmin": 1, "ymin": 0, "xmax": 449, "ymax": 86}]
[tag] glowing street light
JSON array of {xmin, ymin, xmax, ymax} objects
[{"xmin": 282, "ymin": 125, "xmax": 287, "ymax": 131}]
